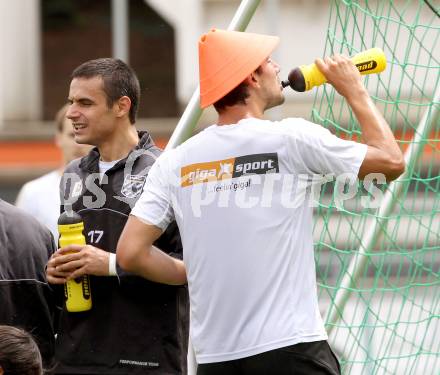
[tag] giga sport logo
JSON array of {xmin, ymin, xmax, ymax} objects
[{"xmin": 181, "ymin": 153, "xmax": 279, "ymax": 187}]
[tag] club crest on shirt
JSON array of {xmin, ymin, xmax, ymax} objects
[{"xmin": 121, "ymin": 174, "xmax": 146, "ymax": 198}]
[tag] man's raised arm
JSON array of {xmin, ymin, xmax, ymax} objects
[{"xmin": 316, "ymin": 54, "xmax": 405, "ymax": 181}]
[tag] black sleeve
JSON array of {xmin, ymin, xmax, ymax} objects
[{"xmin": 153, "ymin": 221, "xmax": 183, "ymax": 259}]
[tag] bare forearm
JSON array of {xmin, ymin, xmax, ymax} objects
[
  {"xmin": 117, "ymin": 216, "xmax": 187, "ymax": 285},
  {"xmin": 346, "ymin": 88, "xmax": 402, "ymax": 160},
  {"xmin": 316, "ymin": 54, "xmax": 405, "ymax": 180},
  {"xmin": 123, "ymin": 245, "xmax": 186, "ymax": 285}
]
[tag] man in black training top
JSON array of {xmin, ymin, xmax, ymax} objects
[{"xmin": 46, "ymin": 58, "xmax": 188, "ymax": 375}]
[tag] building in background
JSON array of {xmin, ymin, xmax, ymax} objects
[{"xmin": 0, "ymin": 0, "xmax": 330, "ymax": 126}]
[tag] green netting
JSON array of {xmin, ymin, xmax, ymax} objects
[{"xmin": 311, "ymin": 1, "xmax": 439, "ymax": 374}]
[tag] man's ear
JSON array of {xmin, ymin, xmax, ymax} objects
[
  {"xmin": 245, "ymin": 71, "xmax": 259, "ymax": 88},
  {"xmin": 115, "ymin": 96, "xmax": 132, "ymax": 119}
]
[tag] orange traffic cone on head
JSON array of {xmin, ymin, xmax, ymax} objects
[{"xmin": 199, "ymin": 28, "xmax": 279, "ymax": 109}]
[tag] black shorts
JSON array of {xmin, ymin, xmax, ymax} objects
[{"xmin": 197, "ymin": 340, "xmax": 341, "ymax": 375}]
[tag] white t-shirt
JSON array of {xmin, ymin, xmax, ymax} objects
[
  {"xmin": 15, "ymin": 170, "xmax": 61, "ymax": 241},
  {"xmin": 132, "ymin": 117, "xmax": 368, "ymax": 364},
  {"xmin": 99, "ymin": 159, "xmax": 120, "ymax": 175}
]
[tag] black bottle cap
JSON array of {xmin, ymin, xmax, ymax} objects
[
  {"xmin": 287, "ymin": 67, "xmax": 306, "ymax": 92},
  {"xmin": 58, "ymin": 211, "xmax": 82, "ymax": 225},
  {"xmin": 281, "ymin": 80, "xmax": 290, "ymax": 88}
]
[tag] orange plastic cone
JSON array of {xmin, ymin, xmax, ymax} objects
[{"xmin": 199, "ymin": 28, "xmax": 279, "ymax": 109}]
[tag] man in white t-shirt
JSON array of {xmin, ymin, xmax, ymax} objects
[
  {"xmin": 15, "ymin": 104, "xmax": 91, "ymax": 239},
  {"xmin": 117, "ymin": 29, "xmax": 405, "ymax": 375}
]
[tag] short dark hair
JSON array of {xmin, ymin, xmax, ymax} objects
[
  {"xmin": 213, "ymin": 81, "xmax": 250, "ymax": 113},
  {"xmin": 71, "ymin": 58, "xmax": 140, "ymax": 124},
  {"xmin": 0, "ymin": 325, "xmax": 43, "ymax": 375},
  {"xmin": 213, "ymin": 66, "xmax": 262, "ymax": 113}
]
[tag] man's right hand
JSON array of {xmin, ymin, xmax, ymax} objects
[
  {"xmin": 315, "ymin": 54, "xmax": 366, "ymax": 100},
  {"xmin": 46, "ymin": 245, "xmax": 111, "ymax": 284}
]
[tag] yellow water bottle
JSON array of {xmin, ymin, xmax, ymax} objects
[
  {"xmin": 281, "ymin": 47, "xmax": 387, "ymax": 92},
  {"xmin": 58, "ymin": 211, "xmax": 92, "ymax": 312}
]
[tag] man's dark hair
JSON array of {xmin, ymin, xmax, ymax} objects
[
  {"xmin": 213, "ymin": 81, "xmax": 250, "ymax": 113},
  {"xmin": 213, "ymin": 66, "xmax": 263, "ymax": 113},
  {"xmin": 72, "ymin": 58, "xmax": 140, "ymax": 124},
  {"xmin": 0, "ymin": 325, "xmax": 43, "ymax": 375}
]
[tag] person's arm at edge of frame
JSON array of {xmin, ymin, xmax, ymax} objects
[
  {"xmin": 315, "ymin": 55, "xmax": 405, "ymax": 181},
  {"xmin": 116, "ymin": 215, "xmax": 187, "ymax": 285}
]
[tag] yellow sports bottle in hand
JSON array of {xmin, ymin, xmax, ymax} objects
[
  {"xmin": 58, "ymin": 211, "xmax": 92, "ymax": 312},
  {"xmin": 281, "ymin": 47, "xmax": 387, "ymax": 92}
]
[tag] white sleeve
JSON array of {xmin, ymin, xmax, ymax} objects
[
  {"xmin": 282, "ymin": 118, "xmax": 368, "ymax": 176},
  {"xmin": 131, "ymin": 152, "xmax": 175, "ymax": 231}
]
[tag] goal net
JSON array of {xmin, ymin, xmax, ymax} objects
[{"xmin": 311, "ymin": 1, "xmax": 440, "ymax": 374}]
